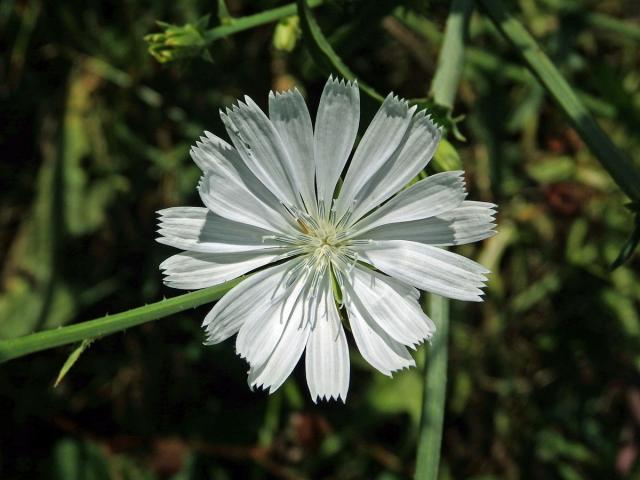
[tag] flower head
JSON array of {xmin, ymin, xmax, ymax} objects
[{"xmin": 158, "ymin": 76, "xmax": 496, "ymax": 402}]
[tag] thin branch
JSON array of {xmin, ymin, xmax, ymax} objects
[{"xmin": 0, "ymin": 278, "xmax": 242, "ymax": 363}]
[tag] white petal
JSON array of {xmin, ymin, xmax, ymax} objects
[
  {"xmin": 269, "ymin": 88, "xmax": 317, "ymax": 214},
  {"xmin": 351, "ymin": 171, "xmax": 467, "ymax": 236},
  {"xmin": 353, "ymin": 240, "xmax": 489, "ymax": 302},
  {"xmin": 196, "ymin": 149, "xmax": 297, "ymax": 235},
  {"xmin": 335, "ymin": 94, "xmax": 416, "ymax": 220},
  {"xmin": 314, "ymin": 76, "xmax": 360, "ymax": 210},
  {"xmin": 202, "ymin": 261, "xmax": 292, "ymax": 345},
  {"xmin": 189, "ymin": 131, "xmax": 238, "ymax": 173},
  {"xmin": 305, "ymin": 282, "xmax": 350, "ymax": 402},
  {"xmin": 346, "ymin": 111, "xmax": 442, "ymax": 223},
  {"xmin": 343, "ymin": 281, "xmax": 416, "ymax": 376},
  {"xmin": 159, "ymin": 250, "xmax": 281, "ymax": 290},
  {"xmin": 247, "ymin": 315, "xmax": 310, "ymax": 394},
  {"xmin": 236, "ymin": 260, "xmax": 310, "ymax": 368},
  {"xmin": 157, "ymin": 207, "xmax": 284, "ymax": 253},
  {"xmin": 243, "ymin": 269, "xmax": 318, "ymax": 394},
  {"xmin": 362, "ymin": 201, "xmax": 497, "ymax": 246},
  {"xmin": 347, "ymin": 266, "xmax": 435, "ymax": 347},
  {"xmin": 221, "ymin": 97, "xmax": 299, "ymax": 207}
]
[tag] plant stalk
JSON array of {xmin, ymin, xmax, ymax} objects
[
  {"xmin": 206, "ymin": 0, "xmax": 324, "ymax": 43},
  {"xmin": 415, "ymin": 295, "xmax": 450, "ymax": 479},
  {"xmin": 0, "ymin": 278, "xmax": 241, "ymax": 364},
  {"xmin": 414, "ymin": 1, "xmax": 473, "ymax": 478}
]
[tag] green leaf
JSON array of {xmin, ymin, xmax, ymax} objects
[
  {"xmin": 601, "ymin": 289, "xmax": 640, "ymax": 338},
  {"xmin": 368, "ymin": 369, "xmax": 423, "ymax": 425},
  {"xmin": 610, "ymin": 214, "xmax": 640, "ymax": 270},
  {"xmin": 431, "ymin": 138, "xmax": 463, "ymax": 173},
  {"xmin": 54, "ymin": 338, "xmax": 93, "ymax": 387},
  {"xmin": 526, "ymin": 156, "xmax": 576, "ymax": 184},
  {"xmin": 296, "ymin": 0, "xmax": 384, "ymax": 102},
  {"xmin": 511, "ymin": 273, "xmax": 561, "ymax": 313},
  {"xmin": 536, "ymin": 429, "xmax": 594, "ymax": 463},
  {"xmin": 585, "ymin": 12, "xmax": 640, "ymax": 44},
  {"xmin": 429, "ymin": 0, "xmax": 474, "ymax": 110},
  {"xmin": 53, "ymin": 439, "xmax": 111, "ymax": 480}
]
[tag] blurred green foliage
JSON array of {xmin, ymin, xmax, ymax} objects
[{"xmin": 1, "ymin": 0, "xmax": 640, "ymax": 479}]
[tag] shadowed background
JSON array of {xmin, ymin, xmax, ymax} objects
[{"xmin": 1, "ymin": 0, "xmax": 640, "ymax": 478}]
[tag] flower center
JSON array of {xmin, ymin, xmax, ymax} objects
[
  {"xmin": 312, "ymin": 221, "xmax": 338, "ymax": 247},
  {"xmin": 274, "ymin": 204, "xmax": 364, "ymax": 284},
  {"xmin": 294, "ymin": 216, "xmax": 345, "ymax": 262}
]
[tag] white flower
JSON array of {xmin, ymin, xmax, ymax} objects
[{"xmin": 157, "ymin": 76, "xmax": 496, "ymax": 402}]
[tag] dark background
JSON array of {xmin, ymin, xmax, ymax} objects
[{"xmin": 1, "ymin": 0, "xmax": 640, "ymax": 478}]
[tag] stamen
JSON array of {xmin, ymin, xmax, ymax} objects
[
  {"xmin": 346, "ymin": 252, "xmax": 359, "ymax": 272},
  {"xmin": 346, "ymin": 239, "xmax": 373, "ymax": 246},
  {"xmin": 335, "ymin": 198, "xmax": 359, "ymax": 229},
  {"xmin": 296, "ymin": 219, "xmax": 310, "ymax": 234},
  {"xmin": 333, "ymin": 231, "xmax": 352, "ymax": 243},
  {"xmin": 333, "ymin": 269, "xmax": 347, "ymax": 308},
  {"xmin": 299, "ymin": 210, "xmax": 320, "ymax": 231},
  {"xmin": 284, "ymin": 256, "xmax": 314, "ymax": 287},
  {"xmin": 280, "ymin": 202, "xmax": 297, "ymax": 219}
]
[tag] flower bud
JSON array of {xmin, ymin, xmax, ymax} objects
[{"xmin": 273, "ymin": 16, "xmax": 301, "ymax": 52}]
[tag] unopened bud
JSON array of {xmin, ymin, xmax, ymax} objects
[{"xmin": 273, "ymin": 16, "xmax": 301, "ymax": 53}]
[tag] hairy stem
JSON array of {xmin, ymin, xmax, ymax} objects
[
  {"xmin": 0, "ymin": 278, "xmax": 241, "ymax": 364},
  {"xmin": 205, "ymin": 0, "xmax": 324, "ymax": 43}
]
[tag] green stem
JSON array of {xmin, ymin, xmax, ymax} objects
[
  {"xmin": 415, "ymin": 295, "xmax": 450, "ymax": 480},
  {"xmin": 478, "ymin": 0, "xmax": 640, "ymax": 203},
  {"xmin": 297, "ymin": 0, "xmax": 384, "ymax": 102},
  {"xmin": 0, "ymin": 278, "xmax": 242, "ymax": 364},
  {"xmin": 414, "ymin": 1, "xmax": 472, "ymax": 479},
  {"xmin": 205, "ymin": 0, "xmax": 324, "ymax": 43},
  {"xmin": 395, "ymin": 9, "xmax": 617, "ymax": 118}
]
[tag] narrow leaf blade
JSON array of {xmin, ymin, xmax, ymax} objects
[{"xmin": 54, "ymin": 338, "xmax": 94, "ymax": 387}]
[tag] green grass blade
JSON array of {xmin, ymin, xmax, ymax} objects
[
  {"xmin": 297, "ymin": 0, "xmax": 384, "ymax": 102},
  {"xmin": 610, "ymin": 213, "xmax": 640, "ymax": 270},
  {"xmin": 586, "ymin": 12, "xmax": 640, "ymax": 43},
  {"xmin": 395, "ymin": 8, "xmax": 618, "ymax": 118},
  {"xmin": 479, "ymin": 0, "xmax": 640, "ymax": 203},
  {"xmin": 429, "ymin": 0, "xmax": 474, "ymax": 110},
  {"xmin": 0, "ymin": 277, "xmax": 242, "ymax": 364}
]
